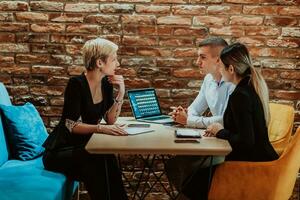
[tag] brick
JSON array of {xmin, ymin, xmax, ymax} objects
[
  {"xmin": 30, "ymin": 1, "xmax": 63, "ymax": 11},
  {"xmin": 0, "ymin": 65, "xmax": 30, "ymax": 74},
  {"xmin": 117, "ymin": 0, "xmax": 151, "ymax": 2},
  {"xmin": 157, "ymin": 58, "xmax": 191, "ymax": 67},
  {"xmin": 188, "ymin": 80, "xmax": 202, "ymax": 88},
  {"xmin": 210, "ymin": 26, "xmax": 244, "ymax": 36},
  {"xmin": 6, "ymin": 85, "xmax": 29, "ymax": 95},
  {"xmin": 66, "ymin": 24, "xmax": 99, "ymax": 33},
  {"xmin": 136, "ymin": 5, "xmax": 170, "ymax": 14},
  {"xmin": 121, "ymin": 58, "xmax": 155, "ymax": 67},
  {"xmin": 0, "ymin": 76, "xmax": 11, "ymax": 84},
  {"xmin": 137, "ymin": 67, "xmax": 159, "ymax": 76},
  {"xmin": 38, "ymin": 106, "xmax": 63, "ymax": 117},
  {"xmin": 0, "ymin": 44, "xmax": 29, "ymax": 53},
  {"xmin": 172, "ymin": 5, "xmax": 206, "ymax": 15},
  {"xmin": 16, "ymin": 54, "xmax": 49, "ymax": 64},
  {"xmin": 100, "ymin": 4, "xmax": 134, "ymax": 13},
  {"xmin": 261, "ymin": 59, "xmax": 298, "ymax": 69},
  {"xmin": 173, "ymin": 48, "xmax": 198, "ymax": 57},
  {"xmin": 0, "ymin": 55, "xmax": 14, "ymax": 65},
  {"xmin": 65, "ymin": 3, "xmax": 99, "ymax": 12},
  {"xmin": 230, "ymin": 16, "xmax": 263, "ymax": 25},
  {"xmin": 125, "ymin": 78, "xmax": 151, "ymax": 88},
  {"xmin": 116, "ymin": 68, "xmax": 137, "ymax": 77},
  {"xmin": 281, "ymin": 49, "xmax": 300, "ymax": 59},
  {"xmin": 31, "ymin": 23, "xmax": 65, "ymax": 33},
  {"xmin": 266, "ymin": 80, "xmax": 294, "ymax": 90},
  {"xmin": 194, "ymin": 16, "xmax": 227, "ymax": 26},
  {"xmin": 32, "ymin": 65, "xmax": 65, "ymax": 75},
  {"xmin": 0, "ymin": 13, "xmax": 13, "ymax": 21},
  {"xmin": 16, "ymin": 33, "xmax": 49, "ymax": 43},
  {"xmin": 171, "ymin": 89, "xmax": 199, "ymax": 98},
  {"xmin": 137, "ymin": 26, "xmax": 156, "ymax": 35},
  {"xmin": 243, "ymin": 6, "xmax": 278, "ymax": 15},
  {"xmin": 159, "ymin": 37, "xmax": 193, "ymax": 47},
  {"xmin": 122, "ymin": 15, "xmax": 156, "ymax": 25},
  {"xmin": 153, "ymin": 0, "xmax": 187, "ymax": 3},
  {"xmin": 0, "ymin": 33, "xmax": 15, "ymax": 42},
  {"xmin": 249, "ymin": 47, "xmax": 281, "ymax": 57},
  {"xmin": 267, "ymin": 38, "xmax": 300, "ymax": 48},
  {"xmin": 273, "ymin": 90, "xmax": 300, "ymax": 100},
  {"xmin": 190, "ymin": 0, "xmax": 222, "ymax": 3},
  {"xmin": 278, "ymin": 6, "xmax": 300, "ymax": 16},
  {"xmin": 236, "ymin": 37, "xmax": 265, "ymax": 47},
  {"xmin": 122, "ymin": 36, "xmax": 157, "ymax": 46},
  {"xmin": 245, "ymin": 27, "xmax": 280, "ymax": 36},
  {"xmin": 67, "ymin": 66, "xmax": 86, "ymax": 75},
  {"xmin": 50, "ymin": 97, "xmax": 64, "ymax": 106},
  {"xmin": 137, "ymin": 47, "xmax": 172, "ymax": 57},
  {"xmin": 157, "ymin": 16, "xmax": 191, "ymax": 25},
  {"xmin": 153, "ymin": 79, "xmax": 188, "ymax": 88},
  {"xmin": 173, "ymin": 68, "xmax": 202, "ymax": 78},
  {"xmin": 66, "ymin": 45, "xmax": 83, "ymax": 55},
  {"xmin": 31, "ymin": 86, "xmax": 65, "ymax": 96},
  {"xmin": 85, "ymin": 14, "xmax": 119, "ymax": 24},
  {"xmin": 0, "ymin": 1, "xmax": 28, "ymax": 11},
  {"xmin": 157, "ymin": 26, "xmax": 172, "ymax": 35},
  {"xmin": 261, "ymin": 68, "xmax": 278, "ymax": 80},
  {"xmin": 224, "ymin": 0, "xmax": 259, "ymax": 3},
  {"xmin": 207, "ymin": 5, "xmax": 242, "ymax": 14},
  {"xmin": 47, "ymin": 76, "xmax": 69, "ymax": 86},
  {"xmin": 16, "ymin": 12, "xmax": 48, "ymax": 22},
  {"xmin": 50, "ymin": 13, "xmax": 84, "ymax": 23},
  {"xmin": 0, "ymin": 23, "xmax": 28, "ymax": 32},
  {"xmin": 31, "ymin": 44, "xmax": 65, "ymax": 54},
  {"xmin": 265, "ymin": 16, "xmax": 298, "ymax": 26},
  {"xmin": 174, "ymin": 27, "xmax": 208, "ymax": 37},
  {"xmin": 282, "ymin": 27, "xmax": 300, "ymax": 37},
  {"xmin": 118, "ymin": 46, "xmax": 136, "ymax": 56},
  {"xmin": 103, "ymin": 25, "xmax": 122, "ymax": 34},
  {"xmin": 51, "ymin": 34, "xmax": 86, "ymax": 44},
  {"xmin": 51, "ymin": 55, "xmax": 73, "ymax": 65},
  {"xmin": 280, "ymin": 71, "xmax": 300, "ymax": 80}
]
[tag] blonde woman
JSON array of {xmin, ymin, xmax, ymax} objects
[
  {"xmin": 42, "ymin": 38, "xmax": 128, "ymax": 200},
  {"xmin": 182, "ymin": 43, "xmax": 279, "ymax": 200}
]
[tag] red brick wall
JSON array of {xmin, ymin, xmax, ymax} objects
[{"xmin": 0, "ymin": 0, "xmax": 299, "ymax": 130}]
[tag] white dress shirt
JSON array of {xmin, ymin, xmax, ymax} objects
[{"xmin": 187, "ymin": 74, "xmax": 235, "ymax": 128}]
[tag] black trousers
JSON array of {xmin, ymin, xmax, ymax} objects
[{"xmin": 43, "ymin": 148, "xmax": 128, "ymax": 200}]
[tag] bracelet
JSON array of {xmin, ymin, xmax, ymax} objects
[
  {"xmin": 97, "ymin": 124, "xmax": 102, "ymax": 132},
  {"xmin": 114, "ymin": 98, "xmax": 123, "ymax": 104}
]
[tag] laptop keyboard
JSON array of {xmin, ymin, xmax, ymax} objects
[{"xmin": 146, "ymin": 116, "xmax": 170, "ymax": 120}]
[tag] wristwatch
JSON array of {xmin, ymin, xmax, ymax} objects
[{"xmin": 115, "ymin": 98, "xmax": 123, "ymax": 104}]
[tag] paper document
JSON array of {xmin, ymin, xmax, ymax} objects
[{"xmin": 124, "ymin": 127, "xmax": 154, "ymax": 135}]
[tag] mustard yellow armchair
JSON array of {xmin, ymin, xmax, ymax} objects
[
  {"xmin": 208, "ymin": 127, "xmax": 300, "ymax": 200},
  {"xmin": 268, "ymin": 103, "xmax": 294, "ymax": 154}
]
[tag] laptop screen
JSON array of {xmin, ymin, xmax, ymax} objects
[{"xmin": 127, "ymin": 88, "xmax": 162, "ymax": 119}]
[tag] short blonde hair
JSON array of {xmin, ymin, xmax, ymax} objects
[{"xmin": 82, "ymin": 38, "xmax": 118, "ymax": 71}]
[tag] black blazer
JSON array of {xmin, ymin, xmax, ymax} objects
[{"xmin": 217, "ymin": 76, "xmax": 278, "ymax": 162}]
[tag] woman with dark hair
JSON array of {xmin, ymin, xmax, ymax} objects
[
  {"xmin": 42, "ymin": 38, "xmax": 128, "ymax": 200},
  {"xmin": 183, "ymin": 43, "xmax": 278, "ymax": 200}
]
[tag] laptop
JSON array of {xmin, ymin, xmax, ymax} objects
[{"xmin": 127, "ymin": 88, "xmax": 174, "ymax": 124}]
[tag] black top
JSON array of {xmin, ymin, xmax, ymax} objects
[
  {"xmin": 216, "ymin": 76, "xmax": 278, "ymax": 162},
  {"xmin": 43, "ymin": 74, "xmax": 114, "ymax": 150}
]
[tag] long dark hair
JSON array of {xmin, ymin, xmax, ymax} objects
[{"xmin": 220, "ymin": 43, "xmax": 270, "ymax": 124}]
